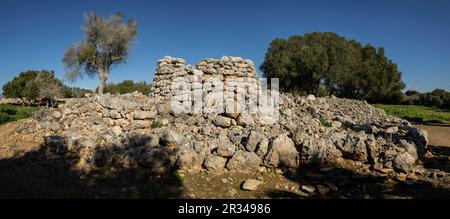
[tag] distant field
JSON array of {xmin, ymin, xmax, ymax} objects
[
  {"xmin": 0, "ymin": 104, "xmax": 39, "ymax": 125},
  {"xmin": 374, "ymin": 104, "xmax": 450, "ymax": 124}
]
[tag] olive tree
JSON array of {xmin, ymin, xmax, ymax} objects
[{"xmin": 63, "ymin": 12, "xmax": 137, "ymax": 94}]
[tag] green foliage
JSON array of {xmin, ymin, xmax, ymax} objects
[
  {"xmin": 260, "ymin": 32, "xmax": 405, "ymax": 103},
  {"xmin": 402, "ymin": 89, "xmax": 450, "ymax": 109},
  {"xmin": 374, "ymin": 104, "xmax": 450, "ymax": 124},
  {"xmin": 63, "ymin": 12, "xmax": 138, "ymax": 94},
  {"xmin": 103, "ymin": 80, "xmax": 152, "ymax": 95},
  {"xmin": 2, "ymin": 71, "xmax": 39, "ymax": 99},
  {"xmin": 63, "ymin": 87, "xmax": 93, "ymax": 98},
  {"xmin": 0, "ymin": 104, "xmax": 39, "ymax": 125},
  {"xmin": 319, "ymin": 117, "xmax": 332, "ymax": 127},
  {"xmin": 2, "ymin": 70, "xmax": 64, "ymax": 105},
  {"xmin": 151, "ymin": 121, "xmax": 163, "ymax": 129}
]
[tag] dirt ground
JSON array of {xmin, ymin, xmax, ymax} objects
[
  {"xmin": 0, "ymin": 120, "xmax": 450, "ymax": 199},
  {"xmin": 416, "ymin": 124, "xmax": 450, "ymax": 148}
]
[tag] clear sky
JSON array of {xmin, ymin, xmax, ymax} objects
[{"xmin": 1, "ymin": 0, "xmax": 449, "ymax": 92}]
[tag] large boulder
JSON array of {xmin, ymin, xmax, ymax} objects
[
  {"xmin": 203, "ymin": 155, "xmax": 227, "ymax": 172},
  {"xmin": 245, "ymin": 131, "xmax": 263, "ymax": 152},
  {"xmin": 393, "ymin": 152, "xmax": 416, "ymax": 173},
  {"xmin": 299, "ymin": 138, "xmax": 342, "ymax": 165},
  {"xmin": 264, "ymin": 134, "xmax": 299, "ymax": 168},
  {"xmin": 160, "ymin": 129, "xmax": 185, "ymax": 147},
  {"xmin": 216, "ymin": 142, "xmax": 236, "ymax": 158},
  {"xmin": 176, "ymin": 151, "xmax": 203, "ymax": 171},
  {"xmin": 226, "ymin": 151, "xmax": 261, "ymax": 172}
]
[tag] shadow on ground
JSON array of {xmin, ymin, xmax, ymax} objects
[
  {"xmin": 0, "ymin": 134, "xmax": 183, "ymax": 199},
  {"xmin": 266, "ymin": 164, "xmax": 450, "ymax": 199},
  {"xmin": 422, "ymin": 145, "xmax": 450, "ymax": 174}
]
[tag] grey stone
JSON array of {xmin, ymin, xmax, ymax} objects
[
  {"xmin": 203, "ymin": 155, "xmax": 227, "ymax": 171},
  {"xmin": 255, "ymin": 137, "xmax": 269, "ymax": 157},
  {"xmin": 264, "ymin": 134, "xmax": 299, "ymax": 168},
  {"xmin": 161, "ymin": 129, "xmax": 185, "ymax": 147},
  {"xmin": 134, "ymin": 110, "xmax": 157, "ymax": 120},
  {"xmin": 226, "ymin": 151, "xmax": 261, "ymax": 172},
  {"xmin": 213, "ymin": 116, "xmax": 232, "ymax": 128},
  {"xmin": 110, "ymin": 126, "xmax": 123, "ymax": 137},
  {"xmin": 52, "ymin": 111, "xmax": 62, "ymax": 120},
  {"xmin": 393, "ymin": 152, "xmax": 416, "ymax": 173},
  {"xmin": 176, "ymin": 151, "xmax": 203, "ymax": 171},
  {"xmin": 236, "ymin": 114, "xmax": 253, "ymax": 127},
  {"xmin": 245, "ymin": 131, "xmax": 262, "ymax": 152},
  {"xmin": 216, "ymin": 142, "xmax": 235, "ymax": 158}
]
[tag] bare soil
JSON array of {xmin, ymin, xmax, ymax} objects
[
  {"xmin": 416, "ymin": 124, "xmax": 450, "ymax": 148},
  {"xmin": 1, "ymin": 120, "xmax": 450, "ymax": 199}
]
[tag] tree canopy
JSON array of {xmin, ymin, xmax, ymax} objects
[
  {"xmin": 63, "ymin": 12, "xmax": 138, "ymax": 94},
  {"xmin": 2, "ymin": 70, "xmax": 64, "ymax": 106},
  {"xmin": 102, "ymin": 80, "xmax": 152, "ymax": 95},
  {"xmin": 260, "ymin": 32, "xmax": 405, "ymax": 103}
]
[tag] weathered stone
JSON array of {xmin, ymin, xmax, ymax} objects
[
  {"xmin": 216, "ymin": 142, "xmax": 235, "ymax": 158},
  {"xmin": 213, "ymin": 116, "xmax": 232, "ymax": 128},
  {"xmin": 110, "ymin": 126, "xmax": 123, "ymax": 137},
  {"xmin": 264, "ymin": 134, "xmax": 299, "ymax": 168},
  {"xmin": 139, "ymin": 148, "xmax": 170, "ymax": 169},
  {"xmin": 399, "ymin": 139, "xmax": 418, "ymax": 161},
  {"xmin": 255, "ymin": 137, "xmax": 269, "ymax": 157},
  {"xmin": 236, "ymin": 114, "xmax": 253, "ymax": 127},
  {"xmin": 301, "ymin": 185, "xmax": 316, "ymax": 194},
  {"xmin": 161, "ymin": 129, "xmax": 185, "ymax": 147},
  {"xmin": 49, "ymin": 122, "xmax": 61, "ymax": 132},
  {"xmin": 226, "ymin": 151, "xmax": 261, "ymax": 172},
  {"xmin": 393, "ymin": 152, "xmax": 416, "ymax": 173},
  {"xmin": 203, "ymin": 155, "xmax": 227, "ymax": 171},
  {"xmin": 245, "ymin": 131, "xmax": 262, "ymax": 152},
  {"xmin": 241, "ymin": 179, "xmax": 263, "ymax": 191},
  {"xmin": 52, "ymin": 111, "xmax": 62, "ymax": 120},
  {"xmin": 306, "ymin": 95, "xmax": 316, "ymax": 101},
  {"xmin": 134, "ymin": 110, "xmax": 157, "ymax": 120},
  {"xmin": 176, "ymin": 151, "xmax": 203, "ymax": 171}
]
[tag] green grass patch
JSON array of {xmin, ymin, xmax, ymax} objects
[
  {"xmin": 320, "ymin": 117, "xmax": 332, "ymax": 128},
  {"xmin": 0, "ymin": 104, "xmax": 40, "ymax": 125},
  {"xmin": 373, "ymin": 104, "xmax": 450, "ymax": 124},
  {"xmin": 151, "ymin": 121, "xmax": 163, "ymax": 129}
]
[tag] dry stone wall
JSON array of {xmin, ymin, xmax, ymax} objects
[{"xmin": 151, "ymin": 56, "xmax": 261, "ymax": 115}]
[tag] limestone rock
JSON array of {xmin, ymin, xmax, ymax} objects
[
  {"xmin": 226, "ymin": 151, "xmax": 261, "ymax": 172},
  {"xmin": 241, "ymin": 179, "xmax": 263, "ymax": 191},
  {"xmin": 204, "ymin": 155, "xmax": 227, "ymax": 171},
  {"xmin": 264, "ymin": 134, "xmax": 299, "ymax": 168},
  {"xmin": 213, "ymin": 116, "xmax": 232, "ymax": 128}
]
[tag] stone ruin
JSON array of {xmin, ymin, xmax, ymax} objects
[
  {"xmin": 8, "ymin": 56, "xmax": 431, "ymax": 182},
  {"xmin": 151, "ymin": 56, "xmax": 275, "ymax": 117}
]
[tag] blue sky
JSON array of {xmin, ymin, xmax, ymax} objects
[{"xmin": 1, "ymin": 0, "xmax": 449, "ymax": 92}]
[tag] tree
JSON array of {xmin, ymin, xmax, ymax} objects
[
  {"xmin": 103, "ymin": 80, "xmax": 152, "ymax": 95},
  {"xmin": 2, "ymin": 70, "xmax": 64, "ymax": 106},
  {"xmin": 63, "ymin": 87, "xmax": 93, "ymax": 98},
  {"xmin": 2, "ymin": 71, "xmax": 39, "ymax": 99},
  {"xmin": 63, "ymin": 12, "xmax": 138, "ymax": 94},
  {"xmin": 260, "ymin": 32, "xmax": 405, "ymax": 103},
  {"xmin": 34, "ymin": 72, "xmax": 64, "ymax": 107}
]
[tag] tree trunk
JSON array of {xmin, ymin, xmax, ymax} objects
[
  {"xmin": 97, "ymin": 68, "xmax": 108, "ymax": 94},
  {"xmin": 98, "ymin": 78, "xmax": 106, "ymax": 94}
]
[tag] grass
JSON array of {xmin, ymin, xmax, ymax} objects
[
  {"xmin": 373, "ymin": 104, "xmax": 450, "ymax": 125},
  {"xmin": 320, "ymin": 117, "xmax": 332, "ymax": 128},
  {"xmin": 0, "ymin": 104, "xmax": 40, "ymax": 125},
  {"xmin": 151, "ymin": 121, "xmax": 163, "ymax": 129}
]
